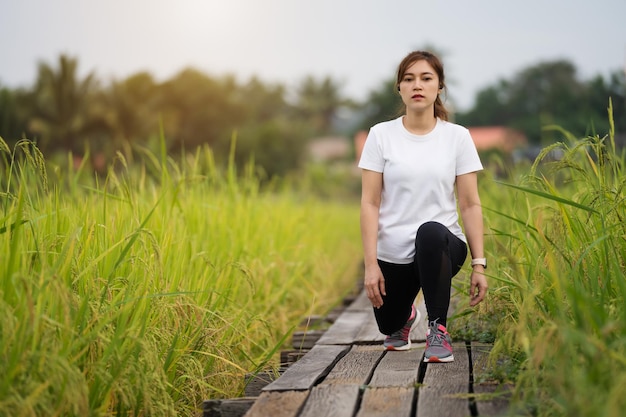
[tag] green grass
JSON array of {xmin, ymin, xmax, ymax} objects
[
  {"xmin": 453, "ymin": 105, "xmax": 626, "ymax": 416},
  {"xmin": 0, "ymin": 138, "xmax": 361, "ymax": 416},
  {"xmin": 3, "ymin": 105, "xmax": 624, "ymax": 416}
]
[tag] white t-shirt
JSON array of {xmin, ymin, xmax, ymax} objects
[{"xmin": 358, "ymin": 117, "xmax": 483, "ymax": 264}]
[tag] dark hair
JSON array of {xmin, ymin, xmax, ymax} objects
[{"xmin": 395, "ymin": 51, "xmax": 448, "ymax": 121}]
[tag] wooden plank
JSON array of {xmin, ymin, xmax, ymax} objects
[
  {"xmin": 357, "ymin": 387, "xmax": 415, "ymax": 417},
  {"xmin": 292, "ymin": 329, "xmax": 325, "ymax": 349},
  {"xmin": 354, "ymin": 308, "xmax": 384, "ymax": 343},
  {"xmin": 321, "ymin": 345, "xmax": 384, "ymax": 386},
  {"xmin": 316, "ymin": 310, "xmax": 372, "ymax": 345},
  {"xmin": 203, "ymin": 398, "xmax": 256, "ymax": 417},
  {"xmin": 470, "ymin": 343, "xmax": 512, "ymax": 416},
  {"xmin": 412, "ymin": 298, "xmax": 428, "ymax": 342},
  {"xmin": 243, "ymin": 391, "xmax": 309, "ymax": 417},
  {"xmin": 417, "ymin": 344, "xmax": 471, "ymax": 417},
  {"xmin": 263, "ymin": 344, "xmax": 350, "ymax": 391},
  {"xmin": 244, "ymin": 370, "xmax": 283, "ymax": 396},
  {"xmin": 298, "ymin": 384, "xmax": 361, "ymax": 417},
  {"xmin": 369, "ymin": 345, "xmax": 425, "ymax": 387},
  {"xmin": 345, "ymin": 290, "xmax": 372, "ymax": 311},
  {"xmin": 280, "ymin": 349, "xmax": 309, "ymax": 367},
  {"xmin": 299, "ymin": 315, "xmax": 327, "ymax": 327},
  {"xmin": 344, "ymin": 297, "xmax": 428, "ymax": 345}
]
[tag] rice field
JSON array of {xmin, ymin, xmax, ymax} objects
[
  {"xmin": 0, "ymin": 138, "xmax": 362, "ymax": 416},
  {"xmin": 1, "ymin": 107, "xmax": 625, "ymax": 416},
  {"xmin": 457, "ymin": 109, "xmax": 626, "ymax": 416}
]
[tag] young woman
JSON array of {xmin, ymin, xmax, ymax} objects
[{"xmin": 358, "ymin": 51, "xmax": 488, "ymax": 362}]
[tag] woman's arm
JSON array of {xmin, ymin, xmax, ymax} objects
[
  {"xmin": 456, "ymin": 172, "xmax": 488, "ymax": 306},
  {"xmin": 361, "ymin": 169, "xmax": 386, "ymax": 308}
]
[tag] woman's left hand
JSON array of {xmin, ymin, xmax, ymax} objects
[{"xmin": 469, "ymin": 268, "xmax": 488, "ymax": 306}]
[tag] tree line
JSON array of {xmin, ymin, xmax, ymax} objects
[
  {"xmin": 456, "ymin": 60, "xmax": 625, "ymax": 146},
  {"xmin": 1, "ymin": 54, "xmax": 624, "ymax": 176},
  {"xmin": 0, "ymin": 55, "xmax": 352, "ymax": 177},
  {"xmin": 361, "ymin": 59, "xmax": 625, "ymax": 147}
]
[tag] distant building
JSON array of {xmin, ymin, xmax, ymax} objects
[
  {"xmin": 308, "ymin": 136, "xmax": 351, "ymax": 162},
  {"xmin": 467, "ymin": 126, "xmax": 528, "ymax": 153}
]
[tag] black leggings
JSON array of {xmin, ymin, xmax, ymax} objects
[{"xmin": 374, "ymin": 221, "xmax": 467, "ymax": 334}]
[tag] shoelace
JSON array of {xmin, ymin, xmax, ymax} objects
[{"xmin": 427, "ymin": 320, "xmax": 447, "ymax": 347}]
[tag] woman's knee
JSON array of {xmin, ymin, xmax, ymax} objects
[{"xmin": 416, "ymin": 221, "xmax": 447, "ymax": 247}]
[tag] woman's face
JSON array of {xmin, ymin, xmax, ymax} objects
[{"xmin": 398, "ymin": 59, "xmax": 441, "ymax": 113}]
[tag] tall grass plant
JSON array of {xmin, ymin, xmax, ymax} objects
[
  {"xmin": 0, "ymin": 136, "xmax": 361, "ymax": 416},
  {"xmin": 466, "ymin": 105, "xmax": 626, "ymax": 416}
]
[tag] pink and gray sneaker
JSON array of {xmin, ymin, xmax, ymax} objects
[
  {"xmin": 424, "ymin": 319, "xmax": 454, "ymax": 362},
  {"xmin": 383, "ymin": 304, "xmax": 419, "ymax": 351}
]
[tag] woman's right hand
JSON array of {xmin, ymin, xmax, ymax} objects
[{"xmin": 364, "ymin": 265, "xmax": 386, "ymax": 308}]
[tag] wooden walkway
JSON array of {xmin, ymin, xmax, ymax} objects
[{"xmin": 231, "ymin": 291, "xmax": 511, "ymax": 417}]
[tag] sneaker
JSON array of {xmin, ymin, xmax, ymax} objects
[
  {"xmin": 384, "ymin": 304, "xmax": 419, "ymax": 351},
  {"xmin": 424, "ymin": 319, "xmax": 454, "ymax": 362}
]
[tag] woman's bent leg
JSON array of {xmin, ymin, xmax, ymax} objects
[
  {"xmin": 373, "ymin": 260, "xmax": 420, "ymax": 335},
  {"xmin": 414, "ymin": 221, "xmax": 467, "ymax": 327}
]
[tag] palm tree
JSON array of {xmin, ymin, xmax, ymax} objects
[
  {"xmin": 294, "ymin": 75, "xmax": 351, "ymax": 136},
  {"xmin": 27, "ymin": 54, "xmax": 97, "ymax": 153},
  {"xmin": 100, "ymin": 72, "xmax": 161, "ymax": 152}
]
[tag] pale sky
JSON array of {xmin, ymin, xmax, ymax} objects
[{"xmin": 1, "ymin": 0, "xmax": 625, "ymax": 111}]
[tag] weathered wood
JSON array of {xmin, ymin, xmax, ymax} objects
[
  {"xmin": 343, "ymin": 293, "xmax": 359, "ymax": 306},
  {"xmin": 357, "ymin": 387, "xmax": 415, "ymax": 417},
  {"xmin": 353, "ymin": 310, "xmax": 384, "ymax": 343},
  {"xmin": 470, "ymin": 343, "xmax": 512, "ymax": 416},
  {"xmin": 279, "ymin": 349, "xmax": 309, "ymax": 367},
  {"xmin": 353, "ymin": 311, "xmax": 383, "ymax": 343},
  {"xmin": 299, "ymin": 315, "xmax": 327, "ymax": 327},
  {"xmin": 243, "ymin": 391, "xmax": 309, "ymax": 417},
  {"xmin": 350, "ymin": 301, "xmax": 428, "ymax": 345},
  {"xmin": 298, "ymin": 384, "xmax": 361, "ymax": 417},
  {"xmin": 345, "ymin": 290, "xmax": 372, "ymax": 311},
  {"xmin": 316, "ymin": 310, "xmax": 372, "ymax": 345},
  {"xmin": 326, "ymin": 306, "xmax": 344, "ymax": 323},
  {"xmin": 320, "ymin": 295, "xmax": 425, "ymax": 346},
  {"xmin": 321, "ymin": 345, "xmax": 384, "ymax": 386},
  {"xmin": 369, "ymin": 346, "xmax": 424, "ymax": 387},
  {"xmin": 240, "ymin": 288, "xmax": 515, "ymax": 417},
  {"xmin": 417, "ymin": 345, "xmax": 471, "ymax": 417},
  {"xmin": 413, "ymin": 298, "xmax": 428, "ymax": 341},
  {"xmin": 292, "ymin": 329, "xmax": 325, "ymax": 349},
  {"xmin": 243, "ymin": 370, "xmax": 283, "ymax": 397},
  {"xmin": 203, "ymin": 398, "xmax": 256, "ymax": 417},
  {"xmin": 263, "ymin": 344, "xmax": 350, "ymax": 391},
  {"xmin": 344, "ymin": 293, "xmax": 428, "ymax": 345}
]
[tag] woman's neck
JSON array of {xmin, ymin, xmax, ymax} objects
[{"xmin": 402, "ymin": 110, "xmax": 437, "ymax": 135}]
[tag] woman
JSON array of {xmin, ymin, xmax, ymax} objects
[{"xmin": 358, "ymin": 50, "xmax": 487, "ymax": 363}]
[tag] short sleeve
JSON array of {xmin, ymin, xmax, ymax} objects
[
  {"xmin": 456, "ymin": 129, "xmax": 483, "ymax": 175},
  {"xmin": 358, "ymin": 128, "xmax": 384, "ymax": 173}
]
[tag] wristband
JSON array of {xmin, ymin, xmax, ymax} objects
[{"xmin": 471, "ymin": 258, "xmax": 487, "ymax": 269}]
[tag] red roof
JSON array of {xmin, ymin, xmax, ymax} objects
[{"xmin": 468, "ymin": 126, "xmax": 527, "ymax": 152}]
